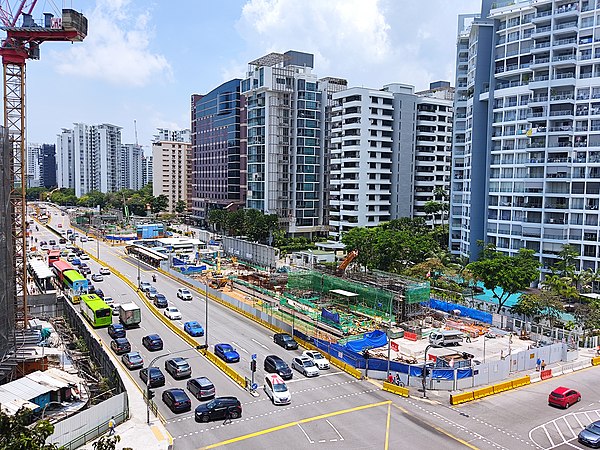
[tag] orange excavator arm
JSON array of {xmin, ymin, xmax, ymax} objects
[{"xmin": 338, "ymin": 249, "xmax": 359, "ymax": 272}]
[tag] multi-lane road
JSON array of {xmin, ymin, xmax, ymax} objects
[{"xmin": 32, "ymin": 205, "xmax": 600, "ymax": 450}]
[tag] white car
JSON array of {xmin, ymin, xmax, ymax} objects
[
  {"xmin": 291, "ymin": 356, "xmax": 319, "ymax": 377},
  {"xmin": 264, "ymin": 373, "xmax": 291, "ymax": 405},
  {"xmin": 80, "ymin": 254, "xmax": 90, "ymax": 260},
  {"xmin": 164, "ymin": 307, "xmax": 182, "ymax": 320},
  {"xmin": 99, "ymin": 267, "xmax": 111, "ymax": 275},
  {"xmin": 177, "ymin": 288, "xmax": 193, "ymax": 300},
  {"xmin": 111, "ymin": 303, "xmax": 121, "ymax": 316},
  {"xmin": 302, "ymin": 350, "xmax": 330, "ymax": 370}
]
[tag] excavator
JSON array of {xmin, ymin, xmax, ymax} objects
[{"xmin": 337, "ymin": 249, "xmax": 358, "ymax": 275}]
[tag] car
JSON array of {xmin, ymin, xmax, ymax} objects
[
  {"xmin": 103, "ymin": 297, "xmax": 114, "ymax": 305},
  {"xmin": 162, "ymin": 388, "xmax": 192, "ymax": 414},
  {"xmin": 91, "ymin": 273, "xmax": 104, "ymax": 282},
  {"xmin": 99, "ymin": 267, "xmax": 110, "ymax": 275},
  {"xmin": 142, "ymin": 334, "xmax": 164, "ymax": 351},
  {"xmin": 110, "ymin": 338, "xmax": 131, "ymax": 355},
  {"xmin": 39, "ymin": 240, "xmax": 48, "ymax": 246},
  {"xmin": 579, "ymin": 420, "xmax": 600, "ymax": 448},
  {"xmin": 177, "ymin": 288, "xmax": 193, "ymax": 300},
  {"xmin": 264, "ymin": 373, "xmax": 291, "ymax": 405},
  {"xmin": 40, "ymin": 245, "xmax": 50, "ymax": 251},
  {"xmin": 107, "ymin": 323, "xmax": 126, "ymax": 339},
  {"xmin": 153, "ymin": 293, "xmax": 168, "ymax": 308},
  {"xmin": 263, "ymin": 355, "xmax": 292, "ymax": 380},
  {"xmin": 57, "ymin": 223, "xmax": 62, "ymax": 228},
  {"xmin": 292, "ymin": 356, "xmax": 319, "ymax": 377},
  {"xmin": 80, "ymin": 254, "xmax": 89, "ymax": 260},
  {"xmin": 48, "ymin": 239, "xmax": 56, "ymax": 246},
  {"xmin": 214, "ymin": 343, "xmax": 240, "ymax": 363},
  {"xmin": 80, "ymin": 236, "xmax": 88, "ymax": 243},
  {"xmin": 164, "ymin": 307, "xmax": 182, "ymax": 320},
  {"xmin": 302, "ymin": 350, "xmax": 330, "ymax": 370},
  {"xmin": 79, "ymin": 265, "xmax": 91, "ymax": 276},
  {"xmin": 122, "ymin": 351, "xmax": 144, "ymax": 370},
  {"xmin": 71, "ymin": 258, "xmax": 81, "ymax": 266},
  {"xmin": 146, "ymin": 286, "xmax": 158, "ymax": 298},
  {"xmin": 139, "ymin": 367, "xmax": 166, "ymax": 388},
  {"xmin": 194, "ymin": 397, "xmax": 242, "ymax": 423},
  {"xmin": 274, "ymin": 333, "xmax": 298, "ymax": 350},
  {"xmin": 95, "ymin": 289, "xmax": 105, "ymax": 298},
  {"xmin": 548, "ymin": 386, "xmax": 581, "ymax": 409},
  {"xmin": 74, "ymin": 248, "xmax": 84, "ymax": 256},
  {"xmin": 139, "ymin": 281, "xmax": 152, "ymax": 292},
  {"xmin": 187, "ymin": 377, "xmax": 215, "ymax": 401},
  {"xmin": 184, "ymin": 321, "xmax": 204, "ymax": 337},
  {"xmin": 88, "ymin": 237, "xmax": 95, "ymax": 241},
  {"xmin": 111, "ymin": 303, "xmax": 121, "ymax": 316},
  {"xmin": 66, "ymin": 230, "xmax": 73, "ymax": 235},
  {"xmin": 59, "ymin": 238, "xmax": 67, "ymax": 244},
  {"xmin": 165, "ymin": 357, "xmax": 192, "ymax": 379}
]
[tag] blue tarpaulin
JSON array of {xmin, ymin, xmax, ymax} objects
[
  {"xmin": 321, "ymin": 308, "xmax": 340, "ymax": 324},
  {"xmin": 426, "ymin": 299, "xmax": 493, "ymax": 324},
  {"xmin": 179, "ymin": 265, "xmax": 207, "ymax": 274},
  {"xmin": 345, "ymin": 330, "xmax": 388, "ymax": 353}
]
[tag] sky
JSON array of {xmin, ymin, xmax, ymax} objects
[{"xmin": 19, "ymin": 0, "xmax": 482, "ymax": 154}]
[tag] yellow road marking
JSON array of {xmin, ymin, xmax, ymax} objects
[
  {"xmin": 392, "ymin": 404, "xmax": 479, "ymax": 449},
  {"xmin": 200, "ymin": 400, "xmax": 392, "ymax": 449},
  {"xmin": 150, "ymin": 425, "xmax": 165, "ymax": 441},
  {"xmin": 384, "ymin": 401, "xmax": 391, "ymax": 450}
]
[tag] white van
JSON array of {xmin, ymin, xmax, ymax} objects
[
  {"xmin": 429, "ymin": 330, "xmax": 464, "ymax": 347},
  {"xmin": 264, "ymin": 373, "xmax": 291, "ymax": 405}
]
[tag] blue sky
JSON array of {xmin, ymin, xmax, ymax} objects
[{"xmin": 21, "ymin": 0, "xmax": 481, "ymax": 154}]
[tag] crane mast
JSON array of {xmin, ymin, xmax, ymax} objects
[{"xmin": 0, "ymin": 1, "xmax": 87, "ymax": 329}]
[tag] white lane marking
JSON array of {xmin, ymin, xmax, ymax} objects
[
  {"xmin": 286, "ymin": 371, "xmax": 344, "ymax": 384},
  {"xmin": 231, "ymin": 341, "xmax": 248, "ymax": 354},
  {"xmin": 326, "ymin": 419, "xmax": 344, "ymax": 441},
  {"xmin": 251, "ymin": 338, "xmax": 269, "ymax": 350},
  {"xmin": 297, "ymin": 423, "xmax": 314, "ymax": 444}
]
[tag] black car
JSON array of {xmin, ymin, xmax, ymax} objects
[
  {"xmin": 274, "ymin": 333, "xmax": 298, "ymax": 350},
  {"xmin": 187, "ymin": 377, "xmax": 215, "ymax": 401},
  {"xmin": 95, "ymin": 289, "xmax": 105, "ymax": 298},
  {"xmin": 142, "ymin": 334, "xmax": 164, "ymax": 351},
  {"xmin": 74, "ymin": 248, "xmax": 84, "ymax": 256},
  {"xmin": 110, "ymin": 338, "xmax": 131, "ymax": 355},
  {"xmin": 139, "ymin": 367, "xmax": 166, "ymax": 388},
  {"xmin": 88, "ymin": 284, "xmax": 96, "ymax": 294},
  {"xmin": 108, "ymin": 323, "xmax": 126, "ymax": 339},
  {"xmin": 195, "ymin": 397, "xmax": 242, "ymax": 422},
  {"xmin": 264, "ymin": 355, "xmax": 293, "ymax": 380},
  {"xmin": 59, "ymin": 238, "xmax": 67, "ymax": 244},
  {"xmin": 153, "ymin": 294, "xmax": 168, "ymax": 308},
  {"xmin": 162, "ymin": 388, "xmax": 192, "ymax": 414}
]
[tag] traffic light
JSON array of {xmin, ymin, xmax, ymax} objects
[
  {"xmin": 147, "ymin": 389, "xmax": 155, "ymax": 400},
  {"xmin": 250, "ymin": 359, "xmax": 257, "ymax": 373}
]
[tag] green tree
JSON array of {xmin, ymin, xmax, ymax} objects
[
  {"xmin": 423, "ymin": 201, "xmax": 443, "ymax": 227},
  {"xmin": 26, "ymin": 187, "xmax": 48, "ymax": 201},
  {"xmin": 207, "ymin": 209, "xmax": 227, "ymax": 234},
  {"xmin": 151, "ymin": 195, "xmax": 169, "ymax": 214},
  {"xmin": 512, "ymin": 291, "xmax": 564, "ymax": 326},
  {"xmin": 92, "ymin": 435, "xmax": 120, "ymax": 450},
  {"xmin": 175, "ymin": 200, "xmax": 187, "ymax": 214},
  {"xmin": 50, "ymin": 188, "xmax": 76, "ymax": 206},
  {"xmin": 467, "ymin": 243, "xmax": 540, "ymax": 313},
  {"xmin": 573, "ymin": 299, "xmax": 600, "ymax": 337},
  {"xmin": 227, "ymin": 209, "xmax": 246, "ymax": 236},
  {"xmin": 552, "ymin": 244, "xmax": 580, "ymax": 278},
  {"xmin": 0, "ymin": 408, "xmax": 61, "ymax": 450}
]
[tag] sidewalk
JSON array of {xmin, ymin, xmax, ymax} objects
[{"xmin": 78, "ymin": 342, "xmax": 172, "ymax": 450}]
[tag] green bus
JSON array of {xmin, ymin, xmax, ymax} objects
[{"xmin": 80, "ymin": 294, "xmax": 112, "ymax": 328}]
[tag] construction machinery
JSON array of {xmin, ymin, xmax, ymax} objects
[
  {"xmin": 337, "ymin": 249, "xmax": 358, "ymax": 275},
  {"xmin": 0, "ymin": 2, "xmax": 87, "ymax": 330}
]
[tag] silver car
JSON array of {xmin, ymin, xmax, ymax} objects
[{"xmin": 291, "ymin": 356, "xmax": 319, "ymax": 377}]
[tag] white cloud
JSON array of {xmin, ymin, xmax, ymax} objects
[
  {"xmin": 50, "ymin": 0, "xmax": 172, "ymax": 87},
  {"xmin": 236, "ymin": 0, "xmax": 481, "ymax": 90}
]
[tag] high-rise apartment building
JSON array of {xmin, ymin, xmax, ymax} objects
[
  {"xmin": 328, "ymin": 82, "xmax": 453, "ymax": 237},
  {"xmin": 56, "ymin": 123, "xmax": 124, "ymax": 196},
  {"xmin": 242, "ymin": 50, "xmax": 330, "ymax": 237},
  {"xmin": 120, "ymin": 144, "xmax": 143, "ymax": 191},
  {"xmin": 152, "ymin": 137, "xmax": 190, "ymax": 213},
  {"xmin": 191, "ymin": 80, "xmax": 246, "ymax": 224},
  {"xmin": 142, "ymin": 155, "xmax": 153, "ymax": 188},
  {"xmin": 451, "ymin": 0, "xmax": 600, "ymax": 272},
  {"xmin": 26, "ymin": 143, "xmax": 42, "ymax": 188},
  {"xmin": 154, "ymin": 128, "xmax": 191, "ymax": 143}
]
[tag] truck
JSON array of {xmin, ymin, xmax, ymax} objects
[
  {"xmin": 429, "ymin": 329, "xmax": 463, "ymax": 347},
  {"xmin": 119, "ymin": 302, "xmax": 141, "ymax": 328}
]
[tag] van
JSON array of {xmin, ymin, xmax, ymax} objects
[{"xmin": 429, "ymin": 330, "xmax": 464, "ymax": 347}]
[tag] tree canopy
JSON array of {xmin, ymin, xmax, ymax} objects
[
  {"xmin": 467, "ymin": 243, "xmax": 540, "ymax": 313},
  {"xmin": 0, "ymin": 408, "xmax": 60, "ymax": 450},
  {"xmin": 207, "ymin": 208, "xmax": 279, "ymax": 244}
]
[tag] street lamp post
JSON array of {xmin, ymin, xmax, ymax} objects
[
  {"xmin": 422, "ymin": 344, "xmax": 440, "ymax": 398},
  {"xmin": 136, "ymin": 256, "xmax": 141, "ymax": 289},
  {"xmin": 204, "ymin": 280, "xmax": 209, "ymax": 349},
  {"xmin": 386, "ymin": 298, "xmax": 394, "ymax": 381},
  {"xmin": 96, "ymin": 232, "xmax": 100, "ymax": 259}
]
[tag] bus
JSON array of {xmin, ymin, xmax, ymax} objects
[
  {"xmin": 47, "ymin": 250, "xmax": 61, "ymax": 266},
  {"xmin": 63, "ymin": 269, "xmax": 88, "ymax": 302},
  {"xmin": 80, "ymin": 294, "xmax": 112, "ymax": 328},
  {"xmin": 52, "ymin": 260, "xmax": 75, "ymax": 282}
]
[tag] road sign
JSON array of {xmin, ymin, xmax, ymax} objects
[
  {"xmin": 252, "ymin": 353, "xmax": 257, "ymax": 360},
  {"xmin": 251, "ymin": 383, "xmax": 258, "ymax": 391}
]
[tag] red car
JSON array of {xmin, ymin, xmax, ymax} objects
[{"xmin": 548, "ymin": 386, "xmax": 581, "ymax": 408}]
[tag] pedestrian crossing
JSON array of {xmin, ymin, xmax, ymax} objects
[{"xmin": 529, "ymin": 408, "xmax": 600, "ymax": 449}]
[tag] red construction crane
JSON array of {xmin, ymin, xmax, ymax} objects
[{"xmin": 0, "ymin": 1, "xmax": 87, "ymax": 328}]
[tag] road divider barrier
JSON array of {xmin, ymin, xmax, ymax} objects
[
  {"xmin": 540, "ymin": 369, "xmax": 552, "ymax": 380},
  {"xmin": 382, "ymin": 381, "xmax": 409, "ymax": 397},
  {"xmin": 450, "ymin": 391, "xmax": 474, "ymax": 405},
  {"xmin": 592, "ymin": 356, "xmax": 600, "ymax": 366},
  {"xmin": 450, "ymin": 375, "xmax": 531, "ymax": 405}
]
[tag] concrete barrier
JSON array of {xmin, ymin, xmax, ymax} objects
[
  {"xmin": 450, "ymin": 392, "xmax": 474, "ymax": 405},
  {"xmin": 472, "ymin": 386, "xmax": 494, "ymax": 400},
  {"xmin": 541, "ymin": 369, "xmax": 553, "ymax": 380},
  {"xmin": 382, "ymin": 381, "xmax": 409, "ymax": 398},
  {"xmin": 592, "ymin": 356, "xmax": 600, "ymax": 366},
  {"xmin": 492, "ymin": 380, "xmax": 513, "ymax": 394}
]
